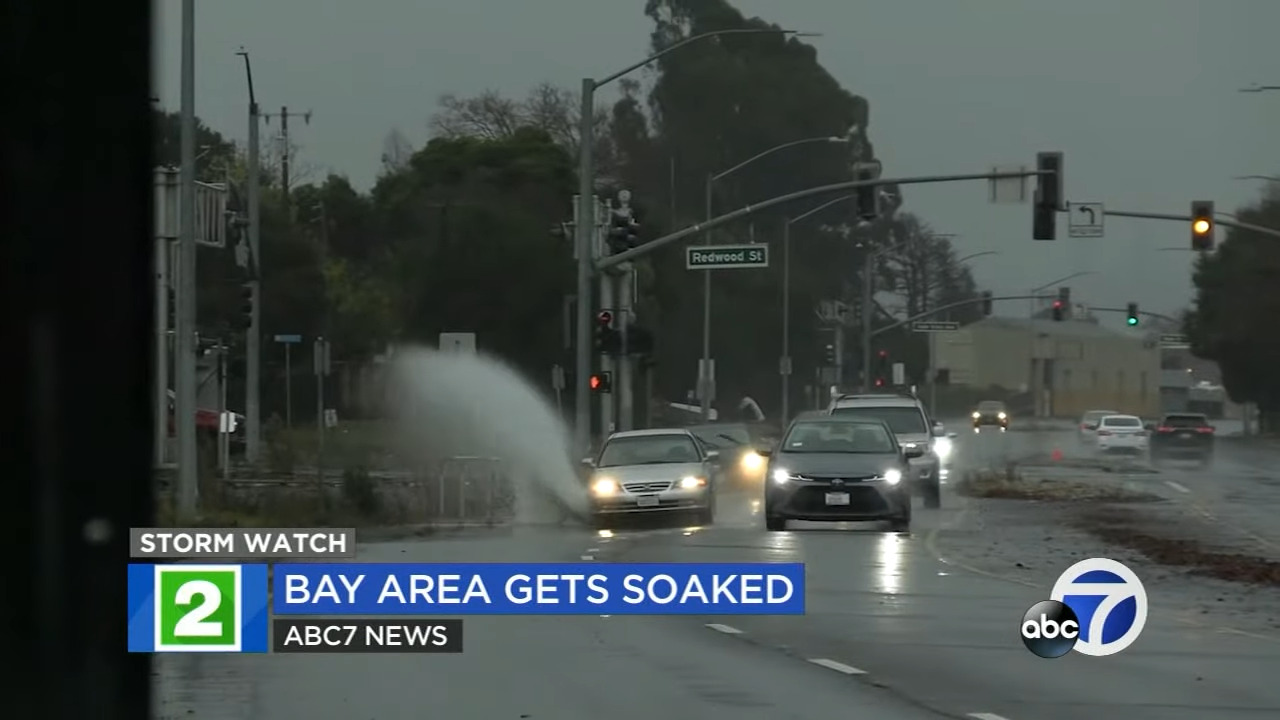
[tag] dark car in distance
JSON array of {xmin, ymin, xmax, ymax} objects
[
  {"xmin": 1148, "ymin": 413, "xmax": 1215, "ymax": 466},
  {"xmin": 971, "ymin": 400, "xmax": 1008, "ymax": 430},
  {"xmin": 762, "ymin": 416, "xmax": 920, "ymax": 532}
]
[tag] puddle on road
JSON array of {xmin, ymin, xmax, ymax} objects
[{"xmin": 153, "ymin": 654, "xmax": 262, "ymax": 719}]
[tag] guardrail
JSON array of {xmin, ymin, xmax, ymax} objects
[{"xmin": 154, "ymin": 456, "xmax": 515, "ymax": 526}]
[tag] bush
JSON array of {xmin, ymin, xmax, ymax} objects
[{"xmin": 342, "ymin": 466, "xmax": 380, "ymax": 517}]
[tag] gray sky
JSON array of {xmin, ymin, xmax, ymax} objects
[{"xmin": 154, "ymin": 0, "xmax": 1279, "ymax": 321}]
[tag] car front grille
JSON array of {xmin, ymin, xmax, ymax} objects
[
  {"xmin": 623, "ymin": 481, "xmax": 673, "ymax": 493},
  {"xmin": 788, "ymin": 486, "xmax": 889, "ymax": 514},
  {"xmin": 804, "ymin": 475, "xmax": 877, "ymax": 483}
]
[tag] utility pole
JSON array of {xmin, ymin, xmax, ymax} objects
[
  {"xmin": 261, "ymin": 106, "xmax": 312, "ymax": 221},
  {"xmin": 175, "ymin": 0, "xmax": 199, "ymax": 514},
  {"xmin": 236, "ymin": 48, "xmax": 263, "ymax": 464}
]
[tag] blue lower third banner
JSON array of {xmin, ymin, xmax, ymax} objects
[
  {"xmin": 127, "ymin": 563, "xmax": 270, "ymax": 652},
  {"xmin": 272, "ymin": 563, "xmax": 806, "ymax": 615}
]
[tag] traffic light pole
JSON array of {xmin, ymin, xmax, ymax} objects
[
  {"xmin": 1101, "ymin": 209, "xmax": 1280, "ymax": 240},
  {"xmin": 245, "ymin": 88, "xmax": 262, "ymax": 464},
  {"xmin": 599, "ymin": 272, "xmax": 615, "ymax": 435},
  {"xmin": 1090, "ymin": 307, "xmax": 1179, "ymax": 324},
  {"xmin": 153, "ymin": 235, "xmax": 169, "ymax": 467}
]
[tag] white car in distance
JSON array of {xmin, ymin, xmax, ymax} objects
[{"xmin": 1093, "ymin": 414, "xmax": 1148, "ymax": 454}]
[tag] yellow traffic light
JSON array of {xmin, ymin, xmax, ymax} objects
[{"xmin": 1192, "ymin": 219, "xmax": 1211, "ymax": 235}]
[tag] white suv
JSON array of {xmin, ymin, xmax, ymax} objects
[{"xmin": 827, "ymin": 393, "xmax": 947, "ymax": 508}]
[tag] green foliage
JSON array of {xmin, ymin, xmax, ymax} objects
[{"xmin": 1185, "ymin": 186, "xmax": 1280, "ymax": 411}]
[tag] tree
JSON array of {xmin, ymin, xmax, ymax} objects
[
  {"xmin": 152, "ymin": 108, "xmax": 237, "ymax": 180},
  {"xmin": 1185, "ymin": 185, "xmax": 1280, "ymax": 427}
]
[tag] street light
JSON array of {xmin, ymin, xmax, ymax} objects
[
  {"xmin": 956, "ymin": 250, "xmax": 999, "ymax": 264},
  {"xmin": 1239, "ymin": 84, "xmax": 1280, "ymax": 93},
  {"xmin": 700, "ymin": 134, "xmax": 849, "ymax": 419},
  {"xmin": 573, "ymin": 27, "xmax": 816, "ymax": 455},
  {"xmin": 1235, "ymin": 175, "xmax": 1280, "ymax": 183},
  {"xmin": 780, "ymin": 194, "xmax": 855, "ymax": 423}
]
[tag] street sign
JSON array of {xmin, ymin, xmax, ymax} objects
[
  {"xmin": 815, "ymin": 299, "xmax": 849, "ymax": 323},
  {"xmin": 892, "ymin": 362, "xmax": 905, "ymax": 386},
  {"xmin": 312, "ymin": 337, "xmax": 331, "ymax": 376},
  {"xmin": 988, "ymin": 164, "xmax": 1028, "ymax": 204},
  {"xmin": 551, "ymin": 364, "xmax": 565, "ymax": 390},
  {"xmin": 274, "ymin": 334, "xmax": 302, "ymax": 344},
  {"xmin": 686, "ymin": 244, "xmax": 769, "ymax": 270},
  {"xmin": 439, "ymin": 332, "xmax": 477, "ymax": 354},
  {"xmin": 1159, "ymin": 333, "xmax": 1190, "ymax": 348},
  {"xmin": 1068, "ymin": 202, "xmax": 1104, "ymax": 238},
  {"xmin": 912, "ymin": 321, "xmax": 960, "ymax": 332}
]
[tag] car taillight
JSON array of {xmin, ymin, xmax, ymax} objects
[
  {"xmin": 1196, "ymin": 427, "xmax": 1214, "ymax": 434},
  {"xmin": 1156, "ymin": 426, "xmax": 1173, "ymax": 433},
  {"xmin": 1080, "ymin": 423, "xmax": 1088, "ymax": 430},
  {"xmin": 1097, "ymin": 430, "xmax": 1111, "ymax": 436}
]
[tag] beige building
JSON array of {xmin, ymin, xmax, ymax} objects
[{"xmin": 933, "ymin": 316, "xmax": 1161, "ymax": 418}]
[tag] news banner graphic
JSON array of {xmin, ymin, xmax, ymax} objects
[
  {"xmin": 1020, "ymin": 557, "xmax": 1149, "ymax": 658},
  {"xmin": 127, "ymin": 528, "xmax": 806, "ymax": 654}
]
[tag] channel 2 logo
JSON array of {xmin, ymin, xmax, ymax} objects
[
  {"xmin": 127, "ymin": 564, "xmax": 269, "ymax": 652},
  {"xmin": 1020, "ymin": 557, "xmax": 1148, "ymax": 658}
]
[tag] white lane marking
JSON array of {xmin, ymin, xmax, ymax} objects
[
  {"xmin": 1164, "ymin": 480, "xmax": 1191, "ymax": 493},
  {"xmin": 587, "ymin": 547, "xmax": 600, "ymax": 553},
  {"xmin": 967, "ymin": 714, "xmax": 1012, "ymax": 720},
  {"xmin": 580, "ymin": 554, "xmax": 594, "ymax": 560},
  {"xmin": 807, "ymin": 658, "xmax": 866, "ymax": 675},
  {"xmin": 705, "ymin": 623, "xmax": 743, "ymax": 634}
]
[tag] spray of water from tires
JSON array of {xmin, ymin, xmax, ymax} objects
[{"xmin": 385, "ymin": 347, "xmax": 587, "ymax": 524}]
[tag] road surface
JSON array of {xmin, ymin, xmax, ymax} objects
[{"xmin": 155, "ymin": 421, "xmax": 1280, "ymax": 719}]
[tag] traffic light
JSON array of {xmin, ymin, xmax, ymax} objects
[
  {"xmin": 1190, "ymin": 200, "xmax": 1214, "ymax": 251},
  {"xmin": 607, "ymin": 208, "xmax": 640, "ymax": 254},
  {"xmin": 238, "ymin": 284, "xmax": 254, "ymax": 329},
  {"xmin": 1126, "ymin": 302, "xmax": 1139, "ymax": 326},
  {"xmin": 166, "ymin": 287, "xmax": 176, "ymax": 328},
  {"xmin": 854, "ymin": 162, "xmax": 880, "ymax": 221},
  {"xmin": 594, "ymin": 310, "xmax": 621, "ymax": 354},
  {"xmin": 1033, "ymin": 151, "xmax": 1063, "ymax": 240},
  {"xmin": 823, "ymin": 343, "xmax": 836, "ymax": 365},
  {"xmin": 589, "ymin": 371, "xmax": 613, "ymax": 394},
  {"xmin": 981, "ymin": 291, "xmax": 993, "ymax": 316},
  {"xmin": 875, "ymin": 349, "xmax": 889, "ymax": 380}
]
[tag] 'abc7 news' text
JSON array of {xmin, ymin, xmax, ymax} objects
[{"xmin": 273, "ymin": 619, "xmax": 463, "ymax": 653}]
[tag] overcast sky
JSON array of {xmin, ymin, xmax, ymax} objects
[{"xmin": 154, "ymin": 0, "xmax": 1279, "ymax": 322}]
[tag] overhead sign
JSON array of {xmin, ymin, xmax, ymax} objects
[
  {"xmin": 1068, "ymin": 202, "xmax": 1104, "ymax": 238},
  {"xmin": 274, "ymin": 334, "xmax": 302, "ymax": 344},
  {"xmin": 439, "ymin": 332, "xmax": 477, "ymax": 354},
  {"xmin": 911, "ymin": 321, "xmax": 960, "ymax": 332},
  {"xmin": 1159, "ymin": 333, "xmax": 1190, "ymax": 347},
  {"xmin": 686, "ymin": 244, "xmax": 769, "ymax": 270}
]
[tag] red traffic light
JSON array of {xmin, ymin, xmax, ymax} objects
[
  {"xmin": 597, "ymin": 310, "xmax": 613, "ymax": 326},
  {"xmin": 874, "ymin": 378, "xmax": 885, "ymax": 387},
  {"xmin": 1052, "ymin": 300, "xmax": 1063, "ymax": 308},
  {"xmin": 589, "ymin": 375, "xmax": 601, "ymax": 390},
  {"xmin": 878, "ymin": 350, "xmax": 888, "ymax": 358}
]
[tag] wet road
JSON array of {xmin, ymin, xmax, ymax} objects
[{"xmin": 155, "ymin": 421, "xmax": 1280, "ymax": 720}]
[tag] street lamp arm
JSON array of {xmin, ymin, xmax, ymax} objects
[
  {"xmin": 1031, "ymin": 270, "xmax": 1096, "ymax": 294},
  {"xmin": 956, "ymin": 250, "xmax": 998, "ymax": 264},
  {"xmin": 596, "ymin": 28, "xmax": 804, "ymax": 89},
  {"xmin": 235, "ymin": 49, "xmax": 257, "ymax": 106},
  {"xmin": 713, "ymin": 135, "xmax": 842, "ymax": 182},
  {"xmin": 788, "ymin": 194, "xmax": 854, "ymax": 225}
]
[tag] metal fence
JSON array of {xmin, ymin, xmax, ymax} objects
[{"xmin": 154, "ymin": 456, "xmax": 515, "ymax": 526}]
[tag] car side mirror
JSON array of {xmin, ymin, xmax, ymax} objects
[
  {"xmin": 931, "ymin": 422, "xmax": 945, "ymax": 436},
  {"xmin": 904, "ymin": 447, "xmax": 925, "ymax": 459},
  {"xmin": 705, "ymin": 450, "xmax": 720, "ymax": 461},
  {"xmin": 756, "ymin": 448, "xmax": 771, "ymax": 457},
  {"xmin": 580, "ymin": 457, "xmax": 594, "ymax": 467},
  {"xmin": 1143, "ymin": 423, "xmax": 1154, "ymax": 432}
]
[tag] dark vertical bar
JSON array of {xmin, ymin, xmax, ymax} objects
[{"xmin": 1, "ymin": 0, "xmax": 154, "ymax": 716}]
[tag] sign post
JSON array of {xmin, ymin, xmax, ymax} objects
[
  {"xmin": 911, "ymin": 321, "xmax": 960, "ymax": 416},
  {"xmin": 685, "ymin": 244, "xmax": 770, "ymax": 270},
  {"xmin": 274, "ymin": 334, "xmax": 302, "ymax": 427},
  {"xmin": 313, "ymin": 337, "xmax": 331, "ymax": 490}
]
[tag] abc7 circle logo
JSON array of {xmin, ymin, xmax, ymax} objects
[{"xmin": 1020, "ymin": 600, "xmax": 1081, "ymax": 658}]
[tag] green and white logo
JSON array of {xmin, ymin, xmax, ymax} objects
[{"xmin": 154, "ymin": 565, "xmax": 242, "ymax": 652}]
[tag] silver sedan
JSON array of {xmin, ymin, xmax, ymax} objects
[{"xmin": 582, "ymin": 428, "xmax": 718, "ymax": 527}]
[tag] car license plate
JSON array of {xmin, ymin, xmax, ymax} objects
[
  {"xmin": 1180, "ymin": 432, "xmax": 1192, "ymax": 439},
  {"xmin": 825, "ymin": 492, "xmax": 850, "ymax": 506},
  {"xmin": 636, "ymin": 495, "xmax": 659, "ymax": 507}
]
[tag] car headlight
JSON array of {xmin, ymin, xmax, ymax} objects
[
  {"xmin": 997, "ymin": 412, "xmax": 1007, "ymax": 419},
  {"xmin": 739, "ymin": 451, "xmax": 764, "ymax": 472},
  {"xmin": 972, "ymin": 411, "xmax": 980, "ymax": 419},
  {"xmin": 771, "ymin": 468, "xmax": 792, "ymax": 485},
  {"xmin": 680, "ymin": 476, "xmax": 707, "ymax": 489},
  {"xmin": 591, "ymin": 477, "xmax": 619, "ymax": 496},
  {"xmin": 932, "ymin": 436, "xmax": 952, "ymax": 460},
  {"xmin": 883, "ymin": 468, "xmax": 902, "ymax": 485}
]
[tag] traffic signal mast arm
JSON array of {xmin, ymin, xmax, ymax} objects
[
  {"xmin": 596, "ymin": 169, "xmax": 1050, "ymax": 271},
  {"xmin": 871, "ymin": 294, "xmax": 1069, "ymax": 337},
  {"xmin": 1100, "ymin": 209, "xmax": 1280, "ymax": 239},
  {"xmin": 1091, "ymin": 306, "xmax": 1179, "ymax": 325}
]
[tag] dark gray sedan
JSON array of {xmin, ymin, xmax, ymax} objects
[{"xmin": 761, "ymin": 416, "xmax": 921, "ymax": 532}]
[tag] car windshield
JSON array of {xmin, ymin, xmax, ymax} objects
[
  {"xmin": 688, "ymin": 424, "xmax": 751, "ymax": 448},
  {"xmin": 977, "ymin": 401, "xmax": 1004, "ymax": 411},
  {"xmin": 1163, "ymin": 415, "xmax": 1209, "ymax": 428},
  {"xmin": 597, "ymin": 435, "xmax": 700, "ymax": 467},
  {"xmin": 782, "ymin": 421, "xmax": 896, "ymax": 453},
  {"xmin": 830, "ymin": 406, "xmax": 927, "ymax": 434},
  {"xmin": 1102, "ymin": 416, "xmax": 1141, "ymax": 427}
]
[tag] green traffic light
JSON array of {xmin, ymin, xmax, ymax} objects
[{"xmin": 1127, "ymin": 317, "xmax": 1138, "ymax": 326}]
